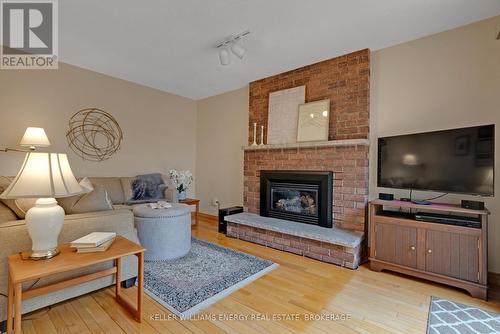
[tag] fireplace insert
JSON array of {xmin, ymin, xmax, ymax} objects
[{"xmin": 260, "ymin": 171, "xmax": 333, "ymax": 227}]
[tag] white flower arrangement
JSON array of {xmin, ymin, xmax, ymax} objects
[{"xmin": 169, "ymin": 169, "xmax": 193, "ymax": 193}]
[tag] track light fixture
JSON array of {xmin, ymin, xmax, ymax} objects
[
  {"xmin": 219, "ymin": 46, "xmax": 230, "ymax": 65},
  {"xmin": 216, "ymin": 30, "xmax": 250, "ymax": 65}
]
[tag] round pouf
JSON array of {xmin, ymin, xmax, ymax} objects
[{"xmin": 133, "ymin": 203, "xmax": 191, "ymax": 261}]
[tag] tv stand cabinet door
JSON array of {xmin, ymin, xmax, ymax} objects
[
  {"xmin": 425, "ymin": 230, "xmax": 479, "ymax": 283},
  {"xmin": 375, "ymin": 223, "xmax": 417, "ymax": 268}
]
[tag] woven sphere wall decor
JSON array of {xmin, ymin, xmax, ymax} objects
[{"xmin": 66, "ymin": 108, "xmax": 123, "ymax": 161}]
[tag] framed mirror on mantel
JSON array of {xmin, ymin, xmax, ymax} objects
[{"xmin": 297, "ymin": 99, "xmax": 330, "ymax": 142}]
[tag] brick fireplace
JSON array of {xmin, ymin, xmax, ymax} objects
[
  {"xmin": 245, "ymin": 49, "xmax": 370, "ymax": 231},
  {"xmin": 228, "ymin": 49, "xmax": 370, "ymax": 269}
]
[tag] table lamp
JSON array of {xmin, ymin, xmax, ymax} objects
[
  {"xmin": 2, "ymin": 127, "xmax": 51, "ymax": 153},
  {"xmin": 20, "ymin": 127, "xmax": 51, "ymax": 150},
  {"xmin": 0, "ymin": 152, "xmax": 82, "ymax": 259}
]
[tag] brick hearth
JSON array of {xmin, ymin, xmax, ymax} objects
[{"xmin": 227, "ymin": 222, "xmax": 361, "ymax": 269}]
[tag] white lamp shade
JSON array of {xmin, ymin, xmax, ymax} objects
[
  {"xmin": 20, "ymin": 127, "xmax": 51, "ymax": 147},
  {"xmin": 0, "ymin": 152, "xmax": 82, "ymax": 199}
]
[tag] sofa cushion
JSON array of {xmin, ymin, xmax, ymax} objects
[
  {"xmin": 0, "ymin": 202, "xmax": 17, "ymax": 223},
  {"xmin": 0, "ymin": 176, "xmax": 37, "ymax": 219},
  {"xmin": 120, "ymin": 177, "xmax": 135, "ymax": 203},
  {"xmin": 88, "ymin": 177, "xmax": 125, "ymax": 204}
]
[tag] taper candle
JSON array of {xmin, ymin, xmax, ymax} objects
[
  {"xmin": 252, "ymin": 122, "xmax": 257, "ymax": 146},
  {"xmin": 259, "ymin": 125, "xmax": 265, "ymax": 146}
]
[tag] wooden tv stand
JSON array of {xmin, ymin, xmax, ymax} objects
[{"xmin": 369, "ymin": 199, "xmax": 489, "ymax": 300}]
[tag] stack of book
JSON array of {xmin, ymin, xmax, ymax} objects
[{"xmin": 70, "ymin": 232, "xmax": 116, "ymax": 253}]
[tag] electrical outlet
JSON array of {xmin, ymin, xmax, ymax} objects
[{"xmin": 212, "ymin": 197, "xmax": 220, "ymax": 206}]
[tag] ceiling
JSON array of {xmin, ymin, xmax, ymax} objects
[{"xmin": 60, "ymin": 0, "xmax": 500, "ymax": 100}]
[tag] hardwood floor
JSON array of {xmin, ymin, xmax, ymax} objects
[{"xmin": 21, "ymin": 217, "xmax": 500, "ymax": 334}]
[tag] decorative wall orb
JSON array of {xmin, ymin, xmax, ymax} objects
[{"xmin": 66, "ymin": 108, "xmax": 123, "ymax": 161}]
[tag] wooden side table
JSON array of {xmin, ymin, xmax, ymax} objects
[
  {"xmin": 179, "ymin": 198, "xmax": 200, "ymax": 226},
  {"xmin": 6, "ymin": 236, "xmax": 145, "ymax": 334}
]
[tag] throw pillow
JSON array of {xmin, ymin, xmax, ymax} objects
[
  {"xmin": 0, "ymin": 176, "xmax": 37, "ymax": 219},
  {"xmin": 57, "ymin": 177, "xmax": 94, "ymax": 212},
  {"xmin": 64, "ymin": 185, "xmax": 113, "ymax": 214},
  {"xmin": 79, "ymin": 177, "xmax": 94, "ymax": 193},
  {"xmin": 0, "ymin": 201, "xmax": 17, "ymax": 223},
  {"xmin": 127, "ymin": 173, "xmax": 166, "ymax": 204}
]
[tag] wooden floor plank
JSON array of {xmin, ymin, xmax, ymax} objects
[
  {"xmin": 50, "ymin": 303, "xmax": 92, "ymax": 334},
  {"xmin": 19, "ymin": 217, "xmax": 500, "ymax": 334},
  {"xmin": 69, "ymin": 298, "xmax": 106, "ymax": 334},
  {"xmin": 31, "ymin": 314, "xmax": 58, "ymax": 334},
  {"xmin": 92, "ymin": 288, "xmax": 160, "ymax": 334},
  {"xmin": 75, "ymin": 294, "xmax": 126, "ymax": 334},
  {"xmin": 121, "ymin": 287, "xmax": 193, "ymax": 334},
  {"xmin": 21, "ymin": 320, "xmax": 37, "ymax": 334}
]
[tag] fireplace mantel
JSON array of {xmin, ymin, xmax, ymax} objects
[{"xmin": 242, "ymin": 138, "xmax": 369, "ymax": 151}]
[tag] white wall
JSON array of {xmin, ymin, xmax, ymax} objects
[
  {"xmin": 196, "ymin": 87, "xmax": 248, "ymax": 215},
  {"xmin": 0, "ymin": 62, "xmax": 197, "ymax": 197},
  {"xmin": 370, "ymin": 16, "xmax": 500, "ymax": 272}
]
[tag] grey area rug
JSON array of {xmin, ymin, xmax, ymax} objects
[
  {"xmin": 143, "ymin": 237, "xmax": 278, "ymax": 319},
  {"xmin": 427, "ymin": 297, "xmax": 500, "ymax": 333}
]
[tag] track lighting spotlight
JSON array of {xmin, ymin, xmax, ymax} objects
[
  {"xmin": 231, "ymin": 42, "xmax": 246, "ymax": 59},
  {"xmin": 219, "ymin": 47, "xmax": 230, "ymax": 66},
  {"xmin": 216, "ymin": 30, "xmax": 250, "ymax": 65}
]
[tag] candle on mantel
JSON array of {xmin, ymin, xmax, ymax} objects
[
  {"xmin": 259, "ymin": 125, "xmax": 265, "ymax": 146},
  {"xmin": 252, "ymin": 122, "xmax": 257, "ymax": 146}
]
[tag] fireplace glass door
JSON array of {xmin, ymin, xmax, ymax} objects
[
  {"xmin": 260, "ymin": 171, "xmax": 333, "ymax": 227},
  {"xmin": 270, "ymin": 183, "xmax": 319, "ymax": 218}
]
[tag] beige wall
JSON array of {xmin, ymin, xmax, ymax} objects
[
  {"xmin": 196, "ymin": 87, "xmax": 248, "ymax": 215},
  {"xmin": 0, "ymin": 62, "xmax": 197, "ymax": 197},
  {"xmin": 370, "ymin": 16, "xmax": 500, "ymax": 272}
]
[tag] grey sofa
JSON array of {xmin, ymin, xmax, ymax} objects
[{"xmin": 0, "ymin": 175, "xmax": 173, "ymax": 322}]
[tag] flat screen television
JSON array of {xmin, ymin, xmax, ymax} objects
[{"xmin": 378, "ymin": 125, "xmax": 495, "ymax": 196}]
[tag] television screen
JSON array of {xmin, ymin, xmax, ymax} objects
[{"xmin": 378, "ymin": 125, "xmax": 495, "ymax": 196}]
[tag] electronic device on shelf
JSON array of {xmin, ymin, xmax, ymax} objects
[
  {"xmin": 415, "ymin": 212, "xmax": 481, "ymax": 228},
  {"xmin": 380, "ymin": 209, "xmax": 481, "ymax": 228},
  {"xmin": 218, "ymin": 206, "xmax": 244, "ymax": 233},
  {"xmin": 461, "ymin": 200, "xmax": 485, "ymax": 210},
  {"xmin": 378, "ymin": 193, "xmax": 394, "ymax": 200}
]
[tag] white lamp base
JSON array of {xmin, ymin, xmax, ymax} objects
[{"xmin": 25, "ymin": 198, "xmax": 65, "ymax": 260}]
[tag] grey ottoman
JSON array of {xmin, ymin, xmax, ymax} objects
[{"xmin": 133, "ymin": 203, "xmax": 191, "ymax": 261}]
